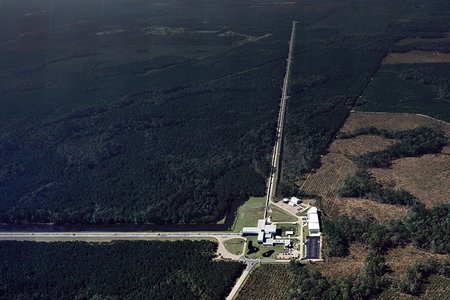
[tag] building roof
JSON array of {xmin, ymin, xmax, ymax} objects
[
  {"xmin": 290, "ymin": 197, "xmax": 301, "ymax": 203},
  {"xmin": 307, "ymin": 206, "xmax": 321, "ymax": 232},
  {"xmin": 257, "ymin": 231, "xmax": 265, "ymax": 241},
  {"xmin": 264, "ymin": 224, "xmax": 277, "ymax": 233},
  {"xmin": 307, "ymin": 207, "xmax": 318, "ymax": 214},
  {"xmin": 242, "ymin": 227, "xmax": 259, "ymax": 234},
  {"xmin": 257, "ymin": 219, "xmax": 266, "ymax": 229}
]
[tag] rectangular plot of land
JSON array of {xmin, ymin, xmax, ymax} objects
[
  {"xmin": 382, "ymin": 51, "xmax": 450, "ymax": 64},
  {"xmin": 305, "ymin": 236, "xmax": 320, "ymax": 259}
]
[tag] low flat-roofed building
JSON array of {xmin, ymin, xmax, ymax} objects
[
  {"xmin": 241, "ymin": 218, "xmax": 292, "ymax": 246},
  {"xmin": 307, "ymin": 207, "xmax": 321, "ymax": 235},
  {"xmin": 264, "ymin": 224, "xmax": 277, "ymax": 234},
  {"xmin": 257, "ymin": 219, "xmax": 266, "ymax": 229},
  {"xmin": 257, "ymin": 231, "xmax": 265, "ymax": 243},
  {"xmin": 285, "ymin": 230, "xmax": 294, "ymax": 235},
  {"xmin": 242, "ymin": 227, "xmax": 260, "ymax": 235}
]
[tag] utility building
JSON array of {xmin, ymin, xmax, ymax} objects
[
  {"xmin": 289, "ymin": 197, "xmax": 301, "ymax": 206},
  {"xmin": 307, "ymin": 207, "xmax": 321, "ymax": 235}
]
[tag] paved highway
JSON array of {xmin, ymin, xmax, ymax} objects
[{"xmin": 264, "ymin": 20, "xmax": 297, "ymax": 218}]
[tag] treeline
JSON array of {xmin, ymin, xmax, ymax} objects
[
  {"xmin": 288, "ymin": 256, "xmax": 450, "ymax": 300},
  {"xmin": 397, "ymin": 259, "xmax": 450, "ymax": 295},
  {"xmin": 288, "ymin": 251, "xmax": 389, "ymax": 300},
  {"xmin": 340, "ymin": 169, "xmax": 417, "ymax": 206},
  {"xmin": 352, "ymin": 127, "xmax": 447, "ymax": 168},
  {"xmin": 323, "ymin": 203, "xmax": 450, "ymax": 257},
  {"xmin": 0, "ymin": 240, "xmax": 244, "ymax": 300}
]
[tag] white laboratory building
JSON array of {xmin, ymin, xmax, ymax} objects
[{"xmin": 307, "ymin": 207, "xmax": 321, "ymax": 235}]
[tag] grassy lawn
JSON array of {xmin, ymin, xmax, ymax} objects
[
  {"xmin": 224, "ymin": 238, "xmax": 245, "ymax": 255},
  {"xmin": 245, "ymin": 236, "xmax": 287, "ymax": 259},
  {"xmin": 232, "ymin": 197, "xmax": 266, "ymax": 233},
  {"xmin": 268, "ymin": 206, "xmax": 297, "ymax": 222},
  {"xmin": 302, "ymin": 224, "xmax": 309, "ymax": 242}
]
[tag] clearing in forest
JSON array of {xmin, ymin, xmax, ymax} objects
[
  {"xmin": 382, "ymin": 51, "xmax": 450, "ymax": 64},
  {"xmin": 307, "ymin": 243, "xmax": 368, "ymax": 279},
  {"xmin": 336, "ymin": 198, "xmax": 408, "ymax": 223},
  {"xmin": 371, "ymin": 154, "xmax": 450, "ymax": 207},
  {"xmin": 235, "ymin": 264, "xmax": 292, "ymax": 300},
  {"xmin": 299, "ymin": 111, "xmax": 450, "ymax": 216},
  {"xmin": 384, "ymin": 245, "xmax": 450, "ymax": 278}
]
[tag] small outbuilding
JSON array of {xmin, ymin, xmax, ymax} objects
[{"xmin": 290, "ymin": 197, "xmax": 301, "ymax": 205}]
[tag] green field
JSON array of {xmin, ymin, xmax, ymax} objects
[
  {"xmin": 224, "ymin": 238, "xmax": 245, "ymax": 256},
  {"xmin": 277, "ymin": 223, "xmax": 300, "ymax": 237},
  {"xmin": 232, "ymin": 197, "xmax": 266, "ymax": 233},
  {"xmin": 268, "ymin": 206, "xmax": 298, "ymax": 223},
  {"xmin": 245, "ymin": 236, "xmax": 287, "ymax": 259}
]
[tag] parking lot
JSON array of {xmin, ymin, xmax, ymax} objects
[{"xmin": 305, "ymin": 236, "xmax": 320, "ymax": 259}]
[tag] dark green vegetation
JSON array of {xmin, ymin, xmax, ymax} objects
[
  {"xmin": 358, "ymin": 63, "xmax": 450, "ymax": 122},
  {"xmin": 350, "ymin": 126, "xmax": 447, "ymax": 168},
  {"xmin": 281, "ymin": 0, "xmax": 450, "ymax": 195},
  {"xmin": 289, "ymin": 252, "xmax": 389, "ymax": 300},
  {"xmin": 397, "ymin": 259, "xmax": 450, "ymax": 296},
  {"xmin": 0, "ymin": 240, "xmax": 244, "ymax": 300},
  {"xmin": 1, "ymin": 0, "xmax": 297, "ymax": 224},
  {"xmin": 340, "ymin": 169, "xmax": 417, "ymax": 206},
  {"xmin": 324, "ymin": 204, "xmax": 450, "ymax": 258},
  {"xmin": 1, "ymin": 0, "xmax": 449, "ymax": 225},
  {"xmin": 289, "ymin": 204, "xmax": 450, "ymax": 299}
]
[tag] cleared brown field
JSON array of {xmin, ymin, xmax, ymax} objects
[
  {"xmin": 298, "ymin": 152, "xmax": 357, "ymax": 215},
  {"xmin": 382, "ymin": 51, "xmax": 450, "ymax": 64},
  {"xmin": 396, "ymin": 33, "xmax": 450, "ymax": 45},
  {"xmin": 341, "ymin": 112, "xmax": 450, "ymax": 135},
  {"xmin": 336, "ymin": 198, "xmax": 408, "ymax": 223},
  {"xmin": 235, "ymin": 264, "xmax": 292, "ymax": 300},
  {"xmin": 307, "ymin": 243, "xmax": 367, "ymax": 279},
  {"xmin": 329, "ymin": 135, "xmax": 395, "ymax": 157},
  {"xmin": 385, "ymin": 245, "xmax": 450, "ymax": 278},
  {"xmin": 300, "ymin": 111, "xmax": 449, "ymax": 216},
  {"xmin": 371, "ymin": 154, "xmax": 450, "ymax": 207}
]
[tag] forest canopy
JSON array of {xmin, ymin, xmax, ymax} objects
[{"xmin": 0, "ymin": 240, "xmax": 244, "ymax": 300}]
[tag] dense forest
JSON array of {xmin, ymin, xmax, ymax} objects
[
  {"xmin": 280, "ymin": 0, "xmax": 450, "ymax": 195},
  {"xmin": 0, "ymin": 0, "xmax": 295, "ymax": 224},
  {"xmin": 358, "ymin": 63, "xmax": 450, "ymax": 122},
  {"xmin": 0, "ymin": 0, "xmax": 449, "ymax": 225},
  {"xmin": 0, "ymin": 240, "xmax": 244, "ymax": 300}
]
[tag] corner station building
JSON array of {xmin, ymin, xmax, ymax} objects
[{"xmin": 241, "ymin": 218, "xmax": 290, "ymax": 247}]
